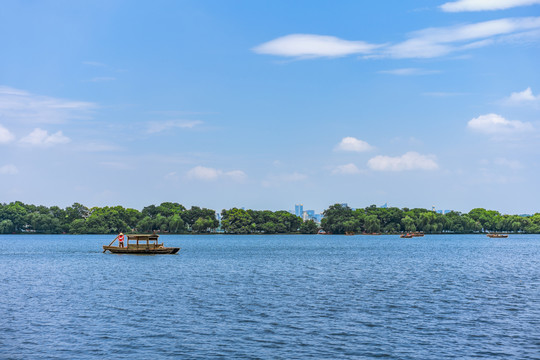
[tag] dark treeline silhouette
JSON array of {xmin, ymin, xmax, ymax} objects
[{"xmin": 0, "ymin": 201, "xmax": 538, "ymax": 234}]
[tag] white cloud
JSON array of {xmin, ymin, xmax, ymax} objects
[
  {"xmin": 0, "ymin": 85, "xmax": 95, "ymax": 124},
  {"xmin": 467, "ymin": 113, "xmax": 533, "ymax": 134},
  {"xmin": 335, "ymin": 137, "xmax": 373, "ymax": 152},
  {"xmin": 187, "ymin": 166, "xmax": 220, "ymax": 180},
  {"xmin": 0, "ymin": 164, "xmax": 18, "ymax": 175},
  {"xmin": 224, "ymin": 170, "xmax": 248, "ymax": 181},
  {"xmin": 384, "ymin": 17, "xmax": 540, "ymax": 58},
  {"xmin": 252, "ymin": 34, "xmax": 379, "ymax": 58},
  {"xmin": 503, "ymin": 87, "xmax": 540, "ymax": 105},
  {"xmin": 368, "ymin": 152, "xmax": 439, "ymax": 171},
  {"xmin": 147, "ymin": 120, "xmax": 203, "ymax": 134},
  {"xmin": 441, "ymin": 0, "xmax": 540, "ymax": 12},
  {"xmin": 255, "ymin": 17, "xmax": 540, "ymax": 60},
  {"xmin": 332, "ymin": 163, "xmax": 361, "ymax": 175},
  {"xmin": 0, "ymin": 124, "xmax": 15, "ymax": 144},
  {"xmin": 19, "ymin": 128, "xmax": 71, "ymax": 147},
  {"xmin": 186, "ymin": 166, "xmax": 246, "ymax": 182},
  {"xmin": 378, "ymin": 68, "xmax": 440, "ymax": 76}
]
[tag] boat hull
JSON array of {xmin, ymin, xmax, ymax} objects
[{"xmin": 103, "ymin": 246, "xmax": 180, "ymax": 254}]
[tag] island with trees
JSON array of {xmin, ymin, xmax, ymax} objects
[{"xmin": 0, "ymin": 201, "xmax": 538, "ymax": 235}]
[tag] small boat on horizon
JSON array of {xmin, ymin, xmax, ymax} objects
[
  {"xmin": 103, "ymin": 233, "xmax": 180, "ymax": 254},
  {"xmin": 400, "ymin": 233, "xmax": 414, "ymax": 238},
  {"xmin": 487, "ymin": 233, "xmax": 509, "ymax": 238}
]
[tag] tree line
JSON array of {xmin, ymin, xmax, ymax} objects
[
  {"xmin": 0, "ymin": 201, "xmax": 538, "ymax": 234},
  {"xmin": 320, "ymin": 204, "xmax": 540, "ymax": 234}
]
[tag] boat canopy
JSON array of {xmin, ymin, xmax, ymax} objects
[{"xmin": 127, "ymin": 234, "xmax": 159, "ymax": 241}]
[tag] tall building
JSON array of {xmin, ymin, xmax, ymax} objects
[{"xmin": 295, "ymin": 204, "xmax": 303, "ymax": 217}]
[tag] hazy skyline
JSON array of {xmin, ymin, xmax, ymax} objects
[{"xmin": 1, "ymin": 0, "xmax": 539, "ymax": 214}]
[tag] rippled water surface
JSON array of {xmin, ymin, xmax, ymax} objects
[{"xmin": 1, "ymin": 234, "xmax": 540, "ymax": 359}]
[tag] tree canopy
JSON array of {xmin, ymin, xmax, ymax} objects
[{"xmin": 0, "ymin": 201, "xmax": 538, "ymax": 235}]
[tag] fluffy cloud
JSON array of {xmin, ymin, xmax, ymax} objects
[
  {"xmin": 335, "ymin": 137, "xmax": 373, "ymax": 152},
  {"xmin": 0, "ymin": 124, "xmax": 15, "ymax": 144},
  {"xmin": 467, "ymin": 113, "xmax": 533, "ymax": 134},
  {"xmin": 19, "ymin": 128, "xmax": 71, "ymax": 147},
  {"xmin": 186, "ymin": 166, "xmax": 246, "ymax": 182},
  {"xmin": 332, "ymin": 163, "xmax": 361, "ymax": 175},
  {"xmin": 147, "ymin": 120, "xmax": 203, "ymax": 134},
  {"xmin": 0, "ymin": 164, "xmax": 18, "ymax": 175},
  {"xmin": 252, "ymin": 34, "xmax": 379, "ymax": 58},
  {"xmin": 254, "ymin": 17, "xmax": 540, "ymax": 60},
  {"xmin": 503, "ymin": 87, "xmax": 540, "ymax": 105},
  {"xmin": 441, "ymin": 0, "xmax": 540, "ymax": 12},
  {"xmin": 367, "ymin": 152, "xmax": 438, "ymax": 171},
  {"xmin": 0, "ymin": 86, "xmax": 95, "ymax": 124}
]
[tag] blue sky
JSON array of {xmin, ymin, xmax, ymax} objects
[{"xmin": 1, "ymin": 0, "xmax": 539, "ymax": 214}]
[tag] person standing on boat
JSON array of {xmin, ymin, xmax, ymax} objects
[{"xmin": 118, "ymin": 232, "xmax": 125, "ymax": 248}]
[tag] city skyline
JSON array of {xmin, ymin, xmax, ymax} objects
[{"xmin": 1, "ymin": 1, "xmax": 539, "ymax": 214}]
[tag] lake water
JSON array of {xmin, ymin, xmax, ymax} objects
[{"xmin": 1, "ymin": 234, "xmax": 540, "ymax": 359}]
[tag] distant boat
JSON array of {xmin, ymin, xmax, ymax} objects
[
  {"xmin": 400, "ymin": 233, "xmax": 413, "ymax": 238},
  {"xmin": 103, "ymin": 233, "xmax": 180, "ymax": 254},
  {"xmin": 487, "ymin": 233, "xmax": 508, "ymax": 238},
  {"xmin": 412, "ymin": 232, "xmax": 425, "ymax": 237}
]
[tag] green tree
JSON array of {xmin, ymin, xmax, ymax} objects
[
  {"xmin": 221, "ymin": 208, "xmax": 255, "ymax": 234},
  {"xmin": 299, "ymin": 220, "xmax": 319, "ymax": 234}
]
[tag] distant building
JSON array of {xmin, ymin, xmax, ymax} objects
[
  {"xmin": 302, "ymin": 210, "xmax": 315, "ymax": 221},
  {"xmin": 295, "ymin": 204, "xmax": 304, "ymax": 217}
]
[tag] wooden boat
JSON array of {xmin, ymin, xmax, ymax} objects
[
  {"xmin": 400, "ymin": 233, "xmax": 413, "ymax": 238},
  {"xmin": 412, "ymin": 232, "xmax": 425, "ymax": 237},
  {"xmin": 487, "ymin": 233, "xmax": 508, "ymax": 238},
  {"xmin": 103, "ymin": 233, "xmax": 180, "ymax": 254}
]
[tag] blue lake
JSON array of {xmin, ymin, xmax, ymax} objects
[{"xmin": 1, "ymin": 234, "xmax": 540, "ymax": 359}]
